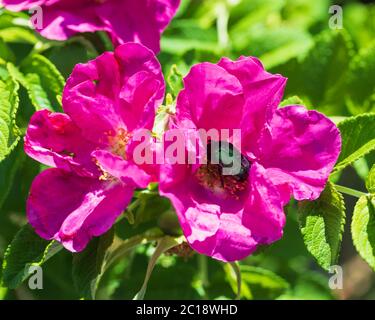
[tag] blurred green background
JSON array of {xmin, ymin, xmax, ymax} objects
[{"xmin": 0, "ymin": 0, "xmax": 375, "ymax": 300}]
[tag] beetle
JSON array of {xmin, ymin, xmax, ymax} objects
[{"xmin": 206, "ymin": 140, "xmax": 250, "ymax": 183}]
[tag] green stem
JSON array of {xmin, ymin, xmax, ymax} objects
[
  {"xmin": 216, "ymin": 2, "xmax": 230, "ymax": 51},
  {"xmin": 335, "ymin": 184, "xmax": 367, "ymax": 198},
  {"xmin": 198, "ymin": 255, "xmax": 209, "ymax": 298},
  {"xmin": 229, "ymin": 262, "xmax": 242, "ymax": 300}
]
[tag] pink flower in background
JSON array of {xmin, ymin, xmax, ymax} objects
[
  {"xmin": 159, "ymin": 57, "xmax": 341, "ymax": 262},
  {"xmin": 1, "ymin": 0, "xmax": 180, "ymax": 53},
  {"xmin": 25, "ymin": 42, "xmax": 165, "ymax": 251}
]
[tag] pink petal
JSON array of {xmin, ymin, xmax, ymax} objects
[
  {"xmin": 1, "ymin": 0, "xmax": 180, "ymax": 53},
  {"xmin": 175, "ymin": 62, "xmax": 244, "ymax": 131},
  {"xmin": 27, "ymin": 168, "xmax": 133, "ymax": 252},
  {"xmin": 257, "ymin": 105, "xmax": 341, "ymax": 202},
  {"xmin": 159, "ymin": 163, "xmax": 258, "ymax": 262},
  {"xmin": 100, "ymin": 0, "xmax": 181, "ymax": 53},
  {"xmin": 242, "ymin": 163, "xmax": 286, "ymax": 244},
  {"xmin": 0, "ymin": 0, "xmax": 46, "ymax": 11},
  {"xmin": 92, "ymin": 150, "xmax": 153, "ymax": 188},
  {"xmin": 39, "ymin": 3, "xmax": 106, "ymax": 41},
  {"xmin": 218, "ymin": 56, "xmax": 287, "ymax": 152},
  {"xmin": 24, "ymin": 109, "xmax": 98, "ymax": 177},
  {"xmin": 63, "ymin": 42, "xmax": 164, "ymax": 143}
]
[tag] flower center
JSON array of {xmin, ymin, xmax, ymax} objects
[
  {"xmin": 106, "ymin": 128, "xmax": 132, "ymax": 159},
  {"xmin": 195, "ymin": 141, "xmax": 250, "ymax": 198}
]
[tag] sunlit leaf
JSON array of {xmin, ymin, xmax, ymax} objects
[
  {"xmin": 298, "ymin": 182, "xmax": 346, "ymax": 270},
  {"xmin": 352, "ymin": 195, "xmax": 375, "ymax": 271}
]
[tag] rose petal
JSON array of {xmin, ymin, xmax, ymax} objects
[
  {"xmin": 242, "ymin": 163, "xmax": 286, "ymax": 244},
  {"xmin": 100, "ymin": 0, "xmax": 180, "ymax": 52},
  {"xmin": 63, "ymin": 42, "xmax": 164, "ymax": 143},
  {"xmin": 218, "ymin": 56, "xmax": 287, "ymax": 152},
  {"xmin": 1, "ymin": 0, "xmax": 180, "ymax": 53},
  {"xmin": 257, "ymin": 105, "xmax": 341, "ymax": 202},
  {"xmin": 175, "ymin": 62, "xmax": 244, "ymax": 131},
  {"xmin": 24, "ymin": 109, "xmax": 98, "ymax": 177},
  {"xmin": 92, "ymin": 149, "xmax": 153, "ymax": 188},
  {"xmin": 27, "ymin": 168, "xmax": 133, "ymax": 252},
  {"xmin": 159, "ymin": 163, "xmax": 258, "ymax": 262}
]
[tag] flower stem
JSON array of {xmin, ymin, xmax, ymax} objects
[
  {"xmin": 229, "ymin": 262, "xmax": 242, "ymax": 300},
  {"xmin": 216, "ymin": 2, "xmax": 230, "ymax": 51},
  {"xmin": 198, "ymin": 255, "xmax": 209, "ymax": 298},
  {"xmin": 334, "ymin": 184, "xmax": 367, "ymax": 198}
]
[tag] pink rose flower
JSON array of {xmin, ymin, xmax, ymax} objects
[
  {"xmin": 1, "ymin": 0, "xmax": 180, "ymax": 53},
  {"xmin": 25, "ymin": 42, "xmax": 165, "ymax": 251},
  {"xmin": 159, "ymin": 57, "xmax": 341, "ymax": 262}
]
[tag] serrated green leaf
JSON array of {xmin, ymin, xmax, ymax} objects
[
  {"xmin": 334, "ymin": 113, "xmax": 375, "ymax": 173},
  {"xmin": 7, "ymin": 63, "xmax": 52, "ymax": 111},
  {"xmin": 7, "ymin": 54, "xmax": 65, "ymax": 112},
  {"xmin": 352, "ymin": 195, "xmax": 375, "ymax": 271},
  {"xmin": 72, "ymin": 228, "xmax": 115, "ymax": 300},
  {"xmin": 1, "ymin": 224, "xmax": 62, "ymax": 289},
  {"xmin": 367, "ymin": 164, "xmax": 375, "ymax": 194},
  {"xmin": 0, "ymin": 71, "xmax": 20, "ymax": 162},
  {"xmin": 21, "ymin": 54, "xmax": 65, "ymax": 100},
  {"xmin": 298, "ymin": 182, "xmax": 346, "ymax": 270}
]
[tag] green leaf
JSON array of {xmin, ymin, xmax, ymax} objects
[
  {"xmin": 0, "ymin": 27, "xmax": 38, "ymax": 44},
  {"xmin": 21, "ymin": 54, "xmax": 65, "ymax": 100},
  {"xmin": 367, "ymin": 164, "xmax": 375, "ymax": 194},
  {"xmin": 334, "ymin": 113, "xmax": 375, "ymax": 173},
  {"xmin": 299, "ymin": 30, "xmax": 352, "ymax": 106},
  {"xmin": 7, "ymin": 63, "xmax": 53, "ymax": 111},
  {"xmin": 277, "ymin": 30, "xmax": 353, "ymax": 115},
  {"xmin": 346, "ymin": 43, "xmax": 375, "ymax": 114},
  {"xmin": 298, "ymin": 182, "xmax": 346, "ymax": 270},
  {"xmin": 1, "ymin": 224, "xmax": 62, "ymax": 289},
  {"xmin": 72, "ymin": 228, "xmax": 115, "ymax": 300},
  {"xmin": 353, "ymin": 157, "xmax": 370, "ymax": 181},
  {"xmin": 0, "ymin": 37, "xmax": 15, "ymax": 62},
  {"xmin": 352, "ymin": 195, "xmax": 375, "ymax": 271},
  {"xmin": 0, "ymin": 70, "xmax": 20, "ymax": 162},
  {"xmin": 239, "ymin": 265, "xmax": 289, "ymax": 300},
  {"xmin": 6, "ymin": 54, "xmax": 65, "ymax": 112}
]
